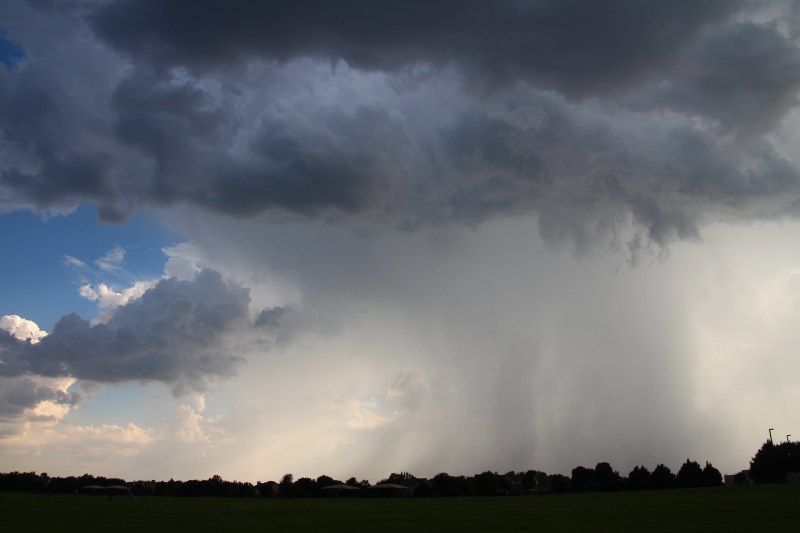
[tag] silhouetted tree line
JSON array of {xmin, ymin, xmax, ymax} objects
[
  {"xmin": 6, "ymin": 441, "xmax": 799, "ymax": 497},
  {"xmin": 37, "ymin": 440, "xmax": 800, "ymax": 497},
  {"xmin": 0, "ymin": 472, "xmax": 129, "ymax": 494},
  {"xmin": 10, "ymin": 441, "xmax": 800, "ymax": 498},
  {"xmin": 0, "ymin": 471, "xmax": 254, "ymax": 498},
  {"xmin": 0, "ymin": 458, "xmax": 725, "ymax": 498}
]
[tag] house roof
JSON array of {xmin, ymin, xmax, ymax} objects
[{"xmin": 320, "ymin": 484, "xmax": 360, "ymax": 490}]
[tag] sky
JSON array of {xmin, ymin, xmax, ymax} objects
[{"xmin": 2, "ymin": 0, "xmax": 800, "ymax": 484}]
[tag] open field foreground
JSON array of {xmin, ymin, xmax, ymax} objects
[{"xmin": 3, "ymin": 485, "xmax": 799, "ymax": 532}]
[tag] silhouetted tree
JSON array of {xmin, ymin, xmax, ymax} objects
[
  {"xmin": 650, "ymin": 464, "xmax": 676, "ymax": 489},
  {"xmin": 521, "ymin": 470, "xmax": 539, "ymax": 491},
  {"xmin": 750, "ymin": 440, "xmax": 800, "ymax": 483},
  {"xmin": 627, "ymin": 465, "xmax": 651, "ymax": 490},
  {"xmin": 701, "ymin": 462, "xmax": 722, "ymax": 487},
  {"xmin": 413, "ymin": 480, "xmax": 436, "ymax": 497},
  {"xmin": 279, "ymin": 473, "xmax": 294, "ymax": 497},
  {"xmin": 0, "ymin": 471, "xmax": 42, "ymax": 491},
  {"xmin": 474, "ymin": 471, "xmax": 501, "ymax": 496},
  {"xmin": 520, "ymin": 470, "xmax": 549, "ymax": 492},
  {"xmin": 571, "ymin": 466, "xmax": 599, "ymax": 492},
  {"xmin": 750, "ymin": 441, "xmax": 780, "ymax": 482},
  {"xmin": 315, "ymin": 475, "xmax": 339, "ymax": 493},
  {"xmin": 547, "ymin": 474, "xmax": 572, "ymax": 493},
  {"xmin": 676, "ymin": 459, "xmax": 703, "ymax": 488},
  {"xmin": 594, "ymin": 462, "xmax": 623, "ymax": 491},
  {"xmin": 380, "ymin": 472, "xmax": 414, "ymax": 486},
  {"xmin": 432, "ymin": 472, "xmax": 469, "ymax": 497},
  {"xmin": 293, "ymin": 477, "xmax": 316, "ymax": 498}
]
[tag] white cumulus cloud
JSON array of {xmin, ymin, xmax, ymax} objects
[{"xmin": 0, "ymin": 314, "xmax": 47, "ymax": 343}]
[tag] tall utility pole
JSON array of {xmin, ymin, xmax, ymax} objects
[{"xmin": 769, "ymin": 428, "xmax": 775, "ymax": 444}]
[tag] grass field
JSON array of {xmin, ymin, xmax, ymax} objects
[{"xmin": 3, "ymin": 485, "xmax": 798, "ymax": 532}]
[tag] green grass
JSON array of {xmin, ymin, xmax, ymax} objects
[{"xmin": 3, "ymin": 485, "xmax": 798, "ymax": 532}]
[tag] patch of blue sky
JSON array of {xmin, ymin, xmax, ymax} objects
[
  {"xmin": 67, "ymin": 382, "xmax": 172, "ymax": 429},
  {"xmin": 67, "ymin": 381, "xmax": 238, "ymax": 429},
  {"xmin": 0, "ymin": 204, "xmax": 179, "ymax": 330},
  {"xmin": 0, "ymin": 27, "xmax": 24, "ymax": 71}
]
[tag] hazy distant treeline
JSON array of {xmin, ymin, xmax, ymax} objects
[
  {"xmin": 3, "ymin": 441, "xmax": 796, "ymax": 498},
  {"xmin": 0, "ymin": 460, "xmax": 722, "ymax": 498}
]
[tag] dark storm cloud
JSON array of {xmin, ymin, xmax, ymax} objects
[
  {"xmin": 435, "ymin": 89, "xmax": 800, "ymax": 248},
  {"xmin": 634, "ymin": 21, "xmax": 800, "ymax": 135},
  {"xmin": 0, "ymin": 270, "xmax": 251, "ymax": 393},
  {"xmin": 2, "ymin": 0, "xmax": 800, "ymax": 252},
  {"xmin": 110, "ymin": 68, "xmax": 401, "ymax": 217},
  {"xmin": 197, "ymin": 105, "xmax": 401, "ymax": 217},
  {"xmin": 0, "ymin": 3, "xmax": 132, "ymax": 219},
  {"xmin": 90, "ymin": 0, "xmax": 737, "ymax": 97}
]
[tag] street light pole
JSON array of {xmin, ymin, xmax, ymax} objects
[{"xmin": 769, "ymin": 428, "xmax": 774, "ymax": 444}]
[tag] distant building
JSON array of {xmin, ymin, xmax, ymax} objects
[
  {"xmin": 724, "ymin": 471, "xmax": 752, "ymax": 486},
  {"xmin": 369, "ymin": 483, "xmax": 412, "ymax": 497},
  {"xmin": 320, "ymin": 484, "xmax": 361, "ymax": 497},
  {"xmin": 255, "ymin": 481, "xmax": 280, "ymax": 497},
  {"xmin": 786, "ymin": 472, "xmax": 800, "ymax": 483}
]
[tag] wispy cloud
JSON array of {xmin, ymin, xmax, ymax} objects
[
  {"xmin": 63, "ymin": 255, "xmax": 89, "ymax": 271},
  {"xmin": 94, "ymin": 245, "xmax": 126, "ymax": 273}
]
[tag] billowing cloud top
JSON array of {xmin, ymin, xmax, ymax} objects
[{"xmin": 0, "ymin": 0, "xmax": 799, "ymax": 254}]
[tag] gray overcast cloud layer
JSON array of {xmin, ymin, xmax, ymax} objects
[{"xmin": 1, "ymin": 0, "xmax": 800, "ymax": 252}]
